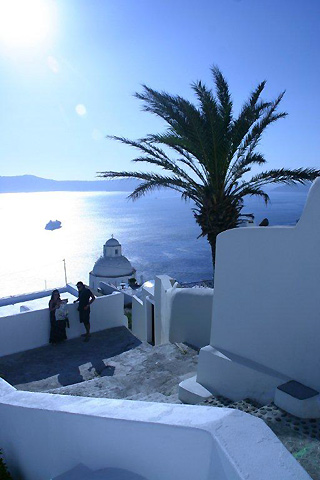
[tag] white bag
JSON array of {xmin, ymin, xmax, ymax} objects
[{"xmin": 55, "ymin": 303, "xmax": 68, "ymax": 321}]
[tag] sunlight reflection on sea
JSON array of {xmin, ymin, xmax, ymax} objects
[{"xmin": 0, "ymin": 189, "xmax": 308, "ymax": 297}]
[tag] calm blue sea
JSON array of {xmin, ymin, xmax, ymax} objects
[{"xmin": 0, "ymin": 189, "xmax": 309, "ymax": 297}]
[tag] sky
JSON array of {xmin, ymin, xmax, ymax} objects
[{"xmin": 1, "ymin": 0, "xmax": 319, "ymax": 181}]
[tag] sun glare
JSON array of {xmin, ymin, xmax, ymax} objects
[
  {"xmin": 75, "ymin": 104, "xmax": 87, "ymax": 117},
  {"xmin": 0, "ymin": 0, "xmax": 55, "ymax": 48}
]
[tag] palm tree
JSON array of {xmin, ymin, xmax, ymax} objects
[{"xmin": 99, "ymin": 66, "xmax": 320, "ymax": 273}]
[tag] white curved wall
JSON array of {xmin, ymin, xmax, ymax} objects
[
  {"xmin": 0, "ymin": 379, "xmax": 310, "ymax": 480},
  {"xmin": 205, "ymin": 178, "xmax": 320, "ymax": 393},
  {"xmin": 169, "ymin": 288, "xmax": 213, "ymax": 348}
]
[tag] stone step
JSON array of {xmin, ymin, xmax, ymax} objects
[
  {"xmin": 275, "ymin": 380, "xmax": 320, "ymax": 419},
  {"xmin": 48, "ymin": 342, "xmax": 198, "ymax": 402},
  {"xmin": 179, "ymin": 375, "xmax": 212, "ymax": 405}
]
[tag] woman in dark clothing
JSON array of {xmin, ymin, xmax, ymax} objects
[{"xmin": 49, "ymin": 289, "xmax": 68, "ymax": 344}]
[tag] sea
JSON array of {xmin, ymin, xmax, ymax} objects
[{"xmin": 0, "ymin": 189, "xmax": 309, "ymax": 298}]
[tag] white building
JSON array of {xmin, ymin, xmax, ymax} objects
[
  {"xmin": 89, "ymin": 236, "xmax": 135, "ymax": 290},
  {"xmin": 180, "ymin": 178, "xmax": 320, "ymax": 418}
]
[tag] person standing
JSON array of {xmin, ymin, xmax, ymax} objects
[
  {"xmin": 74, "ymin": 281, "xmax": 95, "ymax": 341},
  {"xmin": 49, "ymin": 290, "xmax": 68, "ymax": 344}
]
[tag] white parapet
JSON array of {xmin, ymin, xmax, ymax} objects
[
  {"xmin": 0, "ymin": 378, "xmax": 311, "ymax": 480},
  {"xmin": 0, "ymin": 291, "xmax": 127, "ymax": 357}
]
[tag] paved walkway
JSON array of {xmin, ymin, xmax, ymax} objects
[
  {"xmin": 0, "ymin": 327, "xmax": 198, "ymax": 401},
  {"xmin": 0, "ymin": 327, "xmax": 142, "ymax": 391}
]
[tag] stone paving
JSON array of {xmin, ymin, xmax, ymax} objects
[
  {"xmin": 1, "ymin": 326, "xmax": 319, "ymax": 479},
  {"xmin": 0, "ymin": 327, "xmax": 197, "ymax": 401},
  {"xmin": 0, "ymin": 327, "xmax": 142, "ymax": 392}
]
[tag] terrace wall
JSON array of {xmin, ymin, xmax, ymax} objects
[
  {"xmin": 0, "ymin": 292, "xmax": 127, "ymax": 357},
  {"xmin": 0, "ymin": 379, "xmax": 310, "ymax": 480}
]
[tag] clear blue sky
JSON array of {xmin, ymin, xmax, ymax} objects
[{"xmin": 1, "ymin": 0, "xmax": 319, "ymax": 181}]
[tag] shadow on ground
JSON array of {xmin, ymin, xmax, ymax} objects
[{"xmin": 0, "ymin": 327, "xmax": 141, "ymax": 390}]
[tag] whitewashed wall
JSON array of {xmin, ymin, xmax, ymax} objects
[
  {"xmin": 133, "ymin": 276, "xmax": 213, "ymax": 348},
  {"xmin": 132, "ymin": 295, "xmax": 147, "ymax": 341},
  {"xmin": 0, "ymin": 379, "xmax": 309, "ymax": 480},
  {"xmin": 198, "ymin": 178, "xmax": 320, "ymax": 399},
  {"xmin": 0, "ymin": 293, "xmax": 127, "ymax": 357},
  {"xmin": 99, "ymin": 281, "xmax": 133, "ymax": 306},
  {"xmin": 154, "ymin": 276, "xmax": 213, "ymax": 348},
  {"xmin": 169, "ymin": 288, "xmax": 213, "ymax": 348},
  {"xmin": 154, "ymin": 275, "xmax": 174, "ymax": 345}
]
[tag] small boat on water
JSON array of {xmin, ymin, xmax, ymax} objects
[{"xmin": 45, "ymin": 220, "xmax": 62, "ymax": 231}]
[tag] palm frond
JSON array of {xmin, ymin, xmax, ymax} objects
[
  {"xmin": 211, "ymin": 66, "xmax": 233, "ymax": 127},
  {"xmin": 234, "ymin": 185, "xmax": 270, "ymax": 205},
  {"xmin": 225, "ymin": 152, "xmax": 267, "ymax": 192},
  {"xmin": 230, "ymin": 167, "xmax": 320, "ymax": 198},
  {"xmin": 191, "ymin": 79, "xmax": 223, "ymax": 187},
  {"xmin": 235, "ymin": 92, "xmax": 287, "ymax": 161},
  {"xmin": 229, "ymin": 81, "xmax": 270, "ymax": 159},
  {"xmin": 143, "ymin": 132, "xmax": 209, "ymax": 184},
  {"xmin": 98, "ymin": 170, "xmax": 202, "ymax": 204},
  {"xmin": 249, "ymin": 167, "xmax": 319, "ymax": 187},
  {"xmin": 130, "ymin": 155, "xmax": 202, "ymax": 193},
  {"xmin": 136, "ymin": 86, "xmax": 214, "ymax": 170},
  {"xmin": 211, "ymin": 67, "xmax": 234, "ymax": 181},
  {"xmin": 107, "ymin": 135, "xmax": 167, "ymax": 161}
]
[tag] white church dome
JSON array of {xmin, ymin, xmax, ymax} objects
[
  {"xmin": 90, "ymin": 236, "xmax": 135, "ymax": 281},
  {"xmin": 92, "ymin": 255, "xmax": 134, "ymax": 277},
  {"xmin": 105, "ymin": 237, "xmax": 121, "ymax": 247}
]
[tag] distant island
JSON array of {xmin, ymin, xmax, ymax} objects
[
  {"xmin": 0, "ymin": 175, "xmax": 139, "ymax": 193},
  {"xmin": 0, "ymin": 175, "xmax": 313, "ymax": 194}
]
